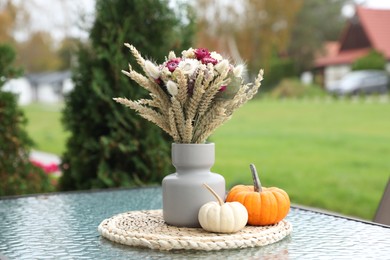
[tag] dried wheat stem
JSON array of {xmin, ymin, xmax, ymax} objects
[
  {"xmin": 224, "ymin": 70, "xmax": 263, "ymax": 115},
  {"xmin": 246, "ymin": 69, "xmax": 264, "ymax": 99},
  {"xmin": 168, "ymin": 108, "xmax": 180, "ymax": 143},
  {"xmin": 195, "ymin": 115, "xmax": 230, "ymax": 144},
  {"xmin": 212, "ymin": 64, "xmax": 230, "ymax": 87},
  {"xmin": 224, "ymin": 84, "xmax": 251, "ymax": 115},
  {"xmin": 197, "ymin": 78, "xmax": 230, "ymax": 118},
  {"xmin": 171, "ymin": 97, "xmax": 185, "ymax": 141},
  {"xmin": 117, "ymin": 45, "xmax": 264, "ymax": 144},
  {"xmin": 124, "ymin": 70, "xmax": 167, "ymax": 102},
  {"xmin": 149, "ymin": 93, "xmax": 169, "ymax": 116},
  {"xmin": 192, "ymin": 104, "xmax": 226, "ymax": 143},
  {"xmin": 174, "ymin": 70, "xmax": 189, "ymax": 106},
  {"xmin": 122, "ymin": 70, "xmax": 152, "ymax": 91},
  {"xmin": 182, "ymin": 119, "xmax": 193, "ymax": 143},
  {"xmin": 202, "ymin": 66, "xmax": 214, "ymax": 91},
  {"xmin": 113, "ymin": 98, "xmax": 171, "ymax": 135},
  {"xmin": 137, "ymin": 99, "xmax": 160, "ymax": 108},
  {"xmin": 124, "ymin": 43, "xmax": 147, "ymax": 72},
  {"xmin": 186, "ymin": 69, "xmax": 205, "ymax": 121},
  {"xmin": 122, "ymin": 69, "xmax": 170, "ymax": 116}
]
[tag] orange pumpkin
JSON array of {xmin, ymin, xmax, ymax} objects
[{"xmin": 226, "ymin": 164, "xmax": 290, "ymax": 226}]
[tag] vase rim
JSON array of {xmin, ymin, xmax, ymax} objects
[{"xmin": 172, "ymin": 142, "xmax": 214, "ymax": 146}]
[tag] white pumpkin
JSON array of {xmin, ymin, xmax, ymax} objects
[{"xmin": 198, "ymin": 183, "xmax": 248, "ymax": 233}]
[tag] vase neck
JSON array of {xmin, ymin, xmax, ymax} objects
[
  {"xmin": 174, "ymin": 167, "xmax": 212, "ymax": 175},
  {"xmin": 172, "ymin": 143, "xmax": 215, "ymax": 169}
]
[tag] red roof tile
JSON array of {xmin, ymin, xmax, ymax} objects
[
  {"xmin": 322, "ymin": 41, "xmax": 340, "ymax": 58},
  {"xmin": 315, "ymin": 48, "xmax": 370, "ymax": 67},
  {"xmin": 315, "ymin": 6, "xmax": 390, "ymax": 67},
  {"xmin": 357, "ymin": 6, "xmax": 390, "ymax": 58}
]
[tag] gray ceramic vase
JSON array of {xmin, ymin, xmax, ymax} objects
[{"xmin": 162, "ymin": 143, "xmax": 226, "ymax": 227}]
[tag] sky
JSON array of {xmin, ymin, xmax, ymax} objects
[
  {"xmin": 343, "ymin": 0, "xmax": 390, "ymax": 16},
  {"xmin": 11, "ymin": 0, "xmax": 390, "ymax": 43},
  {"xmin": 13, "ymin": 0, "xmax": 95, "ymax": 42},
  {"xmin": 358, "ymin": 0, "xmax": 390, "ymax": 8}
]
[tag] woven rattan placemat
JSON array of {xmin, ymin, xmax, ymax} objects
[{"xmin": 98, "ymin": 209, "xmax": 292, "ymax": 251}]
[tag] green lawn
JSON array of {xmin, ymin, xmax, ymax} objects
[
  {"xmin": 212, "ymin": 98, "xmax": 390, "ymax": 220},
  {"xmin": 22, "ymin": 98, "xmax": 390, "ymax": 220},
  {"xmin": 22, "ymin": 103, "xmax": 68, "ymax": 155}
]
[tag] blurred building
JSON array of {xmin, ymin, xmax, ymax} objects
[
  {"xmin": 2, "ymin": 70, "xmax": 73, "ymax": 105},
  {"xmin": 315, "ymin": 6, "xmax": 390, "ymax": 89}
]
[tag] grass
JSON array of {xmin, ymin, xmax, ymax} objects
[
  {"xmin": 22, "ymin": 103, "xmax": 68, "ymax": 155},
  {"xmin": 22, "ymin": 97, "xmax": 390, "ymax": 220},
  {"xmin": 211, "ymin": 97, "xmax": 390, "ymax": 220}
]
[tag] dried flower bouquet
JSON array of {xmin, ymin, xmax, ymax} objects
[{"xmin": 114, "ymin": 44, "xmax": 263, "ymax": 144}]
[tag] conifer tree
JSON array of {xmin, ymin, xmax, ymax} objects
[
  {"xmin": 0, "ymin": 44, "xmax": 52, "ymax": 195},
  {"xmin": 60, "ymin": 0, "xmax": 194, "ymax": 190}
]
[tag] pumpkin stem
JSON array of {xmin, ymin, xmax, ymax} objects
[
  {"xmin": 250, "ymin": 164, "xmax": 263, "ymax": 192},
  {"xmin": 203, "ymin": 183, "xmax": 224, "ymax": 206}
]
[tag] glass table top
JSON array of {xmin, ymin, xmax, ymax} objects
[{"xmin": 0, "ymin": 187, "xmax": 389, "ymax": 259}]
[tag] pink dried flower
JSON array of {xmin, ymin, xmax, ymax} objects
[
  {"xmin": 155, "ymin": 78, "xmax": 163, "ymax": 85},
  {"xmin": 201, "ymin": 56, "xmax": 218, "ymax": 65},
  {"xmin": 219, "ymin": 85, "xmax": 227, "ymax": 92},
  {"xmin": 194, "ymin": 48, "xmax": 211, "ymax": 60},
  {"xmin": 166, "ymin": 58, "xmax": 181, "ymax": 72}
]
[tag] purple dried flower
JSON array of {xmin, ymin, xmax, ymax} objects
[
  {"xmin": 194, "ymin": 48, "xmax": 211, "ymax": 60},
  {"xmin": 201, "ymin": 56, "xmax": 218, "ymax": 65},
  {"xmin": 166, "ymin": 58, "xmax": 181, "ymax": 72}
]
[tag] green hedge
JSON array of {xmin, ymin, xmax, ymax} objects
[{"xmin": 352, "ymin": 49, "xmax": 386, "ymax": 71}]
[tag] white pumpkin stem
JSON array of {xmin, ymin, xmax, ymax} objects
[
  {"xmin": 250, "ymin": 163, "xmax": 263, "ymax": 192},
  {"xmin": 203, "ymin": 183, "xmax": 224, "ymax": 206}
]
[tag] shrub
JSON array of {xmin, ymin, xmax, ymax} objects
[
  {"xmin": 262, "ymin": 57, "xmax": 296, "ymax": 92},
  {"xmin": 270, "ymin": 78, "xmax": 326, "ymax": 99},
  {"xmin": 59, "ymin": 0, "xmax": 195, "ymax": 190},
  {"xmin": 0, "ymin": 44, "xmax": 52, "ymax": 196},
  {"xmin": 352, "ymin": 50, "xmax": 386, "ymax": 71}
]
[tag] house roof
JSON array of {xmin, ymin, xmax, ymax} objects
[
  {"xmin": 26, "ymin": 71, "xmax": 71, "ymax": 86},
  {"xmin": 315, "ymin": 6, "xmax": 390, "ymax": 68},
  {"xmin": 315, "ymin": 47, "xmax": 371, "ymax": 67},
  {"xmin": 357, "ymin": 6, "xmax": 390, "ymax": 58},
  {"xmin": 324, "ymin": 42, "xmax": 340, "ymax": 57}
]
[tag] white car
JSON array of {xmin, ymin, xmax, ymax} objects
[{"xmin": 327, "ymin": 70, "xmax": 389, "ymax": 95}]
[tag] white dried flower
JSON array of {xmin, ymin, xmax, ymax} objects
[
  {"xmin": 214, "ymin": 59, "xmax": 229, "ymax": 74},
  {"xmin": 161, "ymin": 67, "xmax": 172, "ymax": 77},
  {"xmin": 206, "ymin": 63, "xmax": 215, "ymax": 77},
  {"xmin": 168, "ymin": 51, "xmax": 176, "ymax": 60},
  {"xmin": 144, "ymin": 60, "xmax": 160, "ymax": 79},
  {"xmin": 167, "ymin": 80, "xmax": 178, "ymax": 96},
  {"xmin": 233, "ymin": 64, "xmax": 245, "ymax": 78},
  {"xmin": 181, "ymin": 48, "xmax": 195, "ymax": 59},
  {"xmin": 210, "ymin": 51, "xmax": 223, "ymax": 61},
  {"xmin": 178, "ymin": 59, "xmax": 200, "ymax": 75}
]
